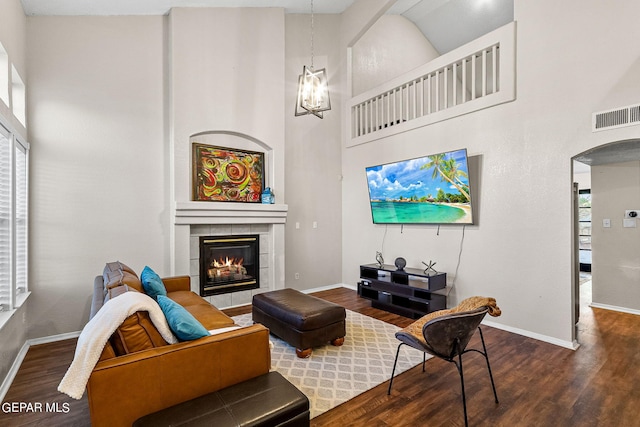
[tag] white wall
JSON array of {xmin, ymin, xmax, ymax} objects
[
  {"xmin": 573, "ymin": 167, "xmax": 591, "ymax": 191},
  {"xmin": 341, "ymin": 0, "xmax": 640, "ymax": 346},
  {"xmin": 351, "ymin": 15, "xmax": 439, "ymax": 96},
  {"xmin": 168, "ymin": 8, "xmax": 286, "ymax": 207},
  {"xmin": 26, "ymin": 16, "xmax": 166, "ymax": 337},
  {"xmin": 591, "ymin": 160, "xmax": 640, "ymax": 310},
  {"xmin": 284, "ymin": 13, "xmax": 343, "ymax": 290}
]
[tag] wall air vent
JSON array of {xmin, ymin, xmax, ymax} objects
[{"xmin": 592, "ymin": 103, "xmax": 640, "ymax": 132}]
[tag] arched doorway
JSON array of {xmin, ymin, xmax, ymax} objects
[{"xmin": 572, "ymin": 138, "xmax": 640, "ymax": 341}]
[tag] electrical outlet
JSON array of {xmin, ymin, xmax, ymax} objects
[
  {"xmin": 294, "ymin": 273, "xmax": 300, "ymax": 280},
  {"xmin": 625, "ymin": 210, "xmax": 639, "ymax": 219}
]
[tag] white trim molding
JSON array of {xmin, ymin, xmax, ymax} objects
[
  {"xmin": 590, "ymin": 302, "xmax": 640, "ymax": 316},
  {"xmin": 482, "ymin": 319, "xmax": 579, "ymax": 351}
]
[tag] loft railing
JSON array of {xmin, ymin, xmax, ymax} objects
[{"xmin": 347, "ymin": 22, "xmax": 516, "ymax": 147}]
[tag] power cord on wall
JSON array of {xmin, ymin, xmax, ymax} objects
[
  {"xmin": 375, "ymin": 225, "xmax": 388, "ymax": 267},
  {"xmin": 450, "ymin": 225, "xmax": 466, "ymax": 290},
  {"xmin": 381, "ymin": 224, "xmax": 388, "ymax": 253}
]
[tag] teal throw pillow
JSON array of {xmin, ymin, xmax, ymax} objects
[
  {"xmin": 140, "ymin": 266, "xmax": 167, "ymax": 299},
  {"xmin": 157, "ymin": 295, "xmax": 209, "ymax": 341}
]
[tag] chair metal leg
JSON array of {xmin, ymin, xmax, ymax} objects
[
  {"xmin": 388, "ymin": 343, "xmax": 404, "ymax": 395},
  {"xmin": 454, "ymin": 341, "xmax": 469, "ymax": 427},
  {"xmin": 478, "ymin": 326, "xmax": 499, "ymax": 403},
  {"xmin": 422, "ymin": 352, "xmax": 426, "ymax": 372}
]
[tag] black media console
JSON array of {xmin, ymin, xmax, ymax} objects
[{"xmin": 357, "ymin": 264, "xmax": 448, "ymax": 319}]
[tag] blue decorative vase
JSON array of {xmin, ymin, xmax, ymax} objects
[{"xmin": 262, "ymin": 187, "xmax": 272, "ymax": 204}]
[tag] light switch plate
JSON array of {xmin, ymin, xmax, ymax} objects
[{"xmin": 603, "ymin": 219, "xmax": 611, "ymax": 228}]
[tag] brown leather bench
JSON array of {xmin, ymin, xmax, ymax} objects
[
  {"xmin": 133, "ymin": 371, "xmax": 309, "ymax": 427},
  {"xmin": 252, "ymin": 288, "xmax": 346, "ymax": 358}
]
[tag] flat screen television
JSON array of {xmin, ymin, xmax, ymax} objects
[{"xmin": 365, "ymin": 148, "xmax": 474, "ymax": 225}]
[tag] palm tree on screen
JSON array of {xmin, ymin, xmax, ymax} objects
[{"xmin": 421, "ymin": 155, "xmax": 470, "ymax": 202}]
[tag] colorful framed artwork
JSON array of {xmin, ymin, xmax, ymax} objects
[{"xmin": 192, "ymin": 143, "xmax": 264, "ymax": 202}]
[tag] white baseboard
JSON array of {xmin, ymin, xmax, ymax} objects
[
  {"xmin": 0, "ymin": 341, "xmax": 30, "ymax": 403},
  {"xmin": 0, "ymin": 331, "xmax": 80, "ymax": 403},
  {"xmin": 590, "ymin": 302, "xmax": 640, "ymax": 316},
  {"xmin": 481, "ymin": 319, "xmax": 579, "ymax": 350},
  {"xmin": 300, "ymin": 283, "xmax": 357, "ymax": 293},
  {"xmin": 26, "ymin": 331, "xmax": 81, "ymax": 346}
]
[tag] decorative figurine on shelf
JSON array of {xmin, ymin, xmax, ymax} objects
[
  {"xmin": 422, "ymin": 260, "xmax": 438, "ymax": 275},
  {"xmin": 394, "ymin": 257, "xmax": 406, "ymax": 271},
  {"xmin": 375, "ymin": 251, "xmax": 384, "ymax": 268}
]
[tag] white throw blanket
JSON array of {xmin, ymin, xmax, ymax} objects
[{"xmin": 58, "ymin": 291, "xmax": 178, "ymax": 399}]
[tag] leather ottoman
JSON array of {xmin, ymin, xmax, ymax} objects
[
  {"xmin": 252, "ymin": 288, "xmax": 346, "ymax": 358},
  {"xmin": 133, "ymin": 371, "xmax": 309, "ymax": 427}
]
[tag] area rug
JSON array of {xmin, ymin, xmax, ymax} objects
[{"xmin": 233, "ymin": 310, "xmax": 427, "ymax": 418}]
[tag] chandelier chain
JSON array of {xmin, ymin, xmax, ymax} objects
[{"xmin": 310, "ymin": 0, "xmax": 314, "ymax": 69}]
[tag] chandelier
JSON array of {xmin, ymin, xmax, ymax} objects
[{"xmin": 295, "ymin": 0, "xmax": 331, "ymax": 119}]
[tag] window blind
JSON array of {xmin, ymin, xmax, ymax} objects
[
  {"xmin": 0, "ymin": 125, "xmax": 10, "ymax": 311},
  {"xmin": 15, "ymin": 141, "xmax": 27, "ymax": 296}
]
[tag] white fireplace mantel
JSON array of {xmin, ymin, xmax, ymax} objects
[
  {"xmin": 173, "ymin": 201, "xmax": 288, "ymax": 225},
  {"xmin": 171, "ymin": 201, "xmax": 288, "ymax": 303}
]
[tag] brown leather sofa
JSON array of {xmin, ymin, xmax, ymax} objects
[{"xmin": 86, "ymin": 262, "xmax": 271, "ymax": 427}]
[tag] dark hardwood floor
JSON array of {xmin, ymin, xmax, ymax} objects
[{"xmin": 2, "ymin": 282, "xmax": 639, "ymax": 426}]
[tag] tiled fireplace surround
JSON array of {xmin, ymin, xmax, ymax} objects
[
  {"xmin": 190, "ymin": 224, "xmax": 269, "ymax": 307},
  {"xmin": 174, "ymin": 202, "xmax": 288, "ymax": 309}
]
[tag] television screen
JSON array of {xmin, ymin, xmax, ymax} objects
[{"xmin": 365, "ymin": 148, "xmax": 474, "ymax": 224}]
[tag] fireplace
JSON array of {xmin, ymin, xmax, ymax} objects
[{"xmin": 199, "ymin": 235, "xmax": 260, "ymax": 296}]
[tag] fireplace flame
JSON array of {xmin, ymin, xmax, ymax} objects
[
  {"xmin": 212, "ymin": 257, "xmax": 244, "ymax": 268},
  {"xmin": 207, "ymin": 257, "xmax": 247, "ymax": 280}
]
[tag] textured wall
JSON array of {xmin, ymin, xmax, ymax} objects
[
  {"xmin": 351, "ymin": 15, "xmax": 439, "ymax": 96},
  {"xmin": 284, "ymin": 13, "xmax": 343, "ymax": 291},
  {"xmin": 591, "ymin": 160, "xmax": 640, "ymax": 310},
  {"xmin": 26, "ymin": 16, "xmax": 166, "ymax": 338}
]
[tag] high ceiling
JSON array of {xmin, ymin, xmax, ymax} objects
[
  {"xmin": 19, "ymin": 0, "xmax": 636, "ymax": 168},
  {"xmin": 19, "ymin": 0, "xmax": 358, "ymax": 15},
  {"xmin": 390, "ymin": 0, "xmax": 513, "ymax": 54},
  {"xmin": 19, "ymin": 0, "xmax": 514, "ymax": 54}
]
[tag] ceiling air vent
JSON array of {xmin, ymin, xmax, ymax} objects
[{"xmin": 592, "ymin": 103, "xmax": 640, "ymax": 132}]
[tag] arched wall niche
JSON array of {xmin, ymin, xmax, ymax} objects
[{"xmin": 189, "ymin": 130, "xmax": 275, "ymax": 190}]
